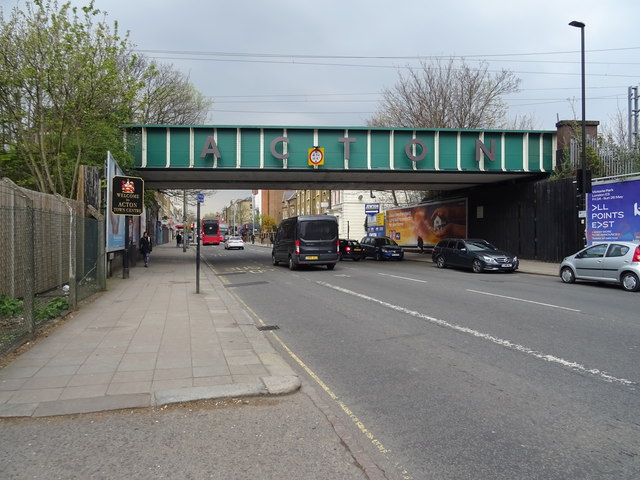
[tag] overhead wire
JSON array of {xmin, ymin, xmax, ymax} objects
[{"xmin": 133, "ymin": 47, "xmax": 640, "ymax": 118}]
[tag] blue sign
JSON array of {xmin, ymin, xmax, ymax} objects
[
  {"xmin": 587, "ymin": 179, "xmax": 640, "ymax": 244},
  {"xmin": 197, "ymin": 193, "xmax": 205, "ymax": 203},
  {"xmin": 367, "ymin": 225, "xmax": 385, "ymax": 236},
  {"xmin": 365, "ymin": 203, "xmax": 380, "ymax": 214}
]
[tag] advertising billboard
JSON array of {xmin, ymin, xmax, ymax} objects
[
  {"xmin": 385, "ymin": 198, "xmax": 467, "ymax": 246},
  {"xmin": 587, "ymin": 179, "xmax": 640, "ymax": 244},
  {"xmin": 106, "ymin": 152, "xmax": 126, "ymax": 253}
]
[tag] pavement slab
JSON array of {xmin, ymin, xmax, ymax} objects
[{"xmin": 0, "ymin": 244, "xmax": 300, "ymax": 418}]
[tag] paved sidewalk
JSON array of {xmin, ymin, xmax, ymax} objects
[{"xmin": 0, "ymin": 244, "xmax": 299, "ymax": 418}]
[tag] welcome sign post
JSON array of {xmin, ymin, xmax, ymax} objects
[{"xmin": 111, "ymin": 175, "xmax": 144, "ymax": 278}]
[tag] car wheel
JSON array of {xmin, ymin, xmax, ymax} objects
[
  {"xmin": 353, "ymin": 256, "xmax": 360, "ymax": 262},
  {"xmin": 621, "ymin": 272, "xmax": 640, "ymax": 292},
  {"xmin": 560, "ymin": 266, "xmax": 575, "ymax": 284},
  {"xmin": 272, "ymin": 254, "xmax": 279, "ymax": 266},
  {"xmin": 436, "ymin": 256, "xmax": 446, "ymax": 268},
  {"xmin": 338, "ymin": 254, "xmax": 343, "ymax": 261},
  {"xmin": 326, "ymin": 264, "xmax": 335, "ymax": 270},
  {"xmin": 288, "ymin": 256, "xmax": 296, "ymax": 271},
  {"xmin": 376, "ymin": 252, "xmax": 383, "ymax": 261},
  {"xmin": 472, "ymin": 259, "xmax": 483, "ymax": 273}
]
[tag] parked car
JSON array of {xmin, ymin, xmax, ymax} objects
[
  {"xmin": 359, "ymin": 236, "xmax": 404, "ymax": 261},
  {"xmin": 559, "ymin": 241, "xmax": 640, "ymax": 292},
  {"xmin": 432, "ymin": 238, "xmax": 518, "ymax": 273},
  {"xmin": 339, "ymin": 239, "xmax": 363, "ymax": 261},
  {"xmin": 272, "ymin": 215, "xmax": 339, "ymax": 270},
  {"xmin": 224, "ymin": 236, "xmax": 245, "ymax": 250}
]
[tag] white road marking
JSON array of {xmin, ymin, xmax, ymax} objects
[
  {"xmin": 378, "ymin": 273, "xmax": 428, "ymax": 283},
  {"xmin": 317, "ymin": 281, "xmax": 635, "ymax": 388},
  {"xmin": 466, "ymin": 289, "xmax": 581, "ymax": 312}
]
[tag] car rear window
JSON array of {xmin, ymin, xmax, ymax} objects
[{"xmin": 299, "ymin": 220, "xmax": 337, "ymax": 240}]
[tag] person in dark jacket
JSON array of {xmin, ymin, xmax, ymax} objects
[{"xmin": 140, "ymin": 231, "xmax": 152, "ymax": 267}]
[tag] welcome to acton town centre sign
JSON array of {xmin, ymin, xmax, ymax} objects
[{"xmin": 123, "ymin": 124, "xmax": 556, "ymax": 191}]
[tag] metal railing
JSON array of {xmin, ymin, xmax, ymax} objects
[
  {"xmin": 0, "ymin": 179, "xmax": 105, "ymax": 356},
  {"xmin": 570, "ymin": 137, "xmax": 640, "ymax": 177}
]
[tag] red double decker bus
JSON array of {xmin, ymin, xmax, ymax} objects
[{"xmin": 201, "ymin": 217, "xmax": 228, "ymax": 245}]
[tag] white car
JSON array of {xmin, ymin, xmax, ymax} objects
[{"xmin": 224, "ymin": 236, "xmax": 245, "ymax": 250}]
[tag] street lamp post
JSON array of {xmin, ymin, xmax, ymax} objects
[{"xmin": 569, "ymin": 20, "xmax": 590, "ymax": 196}]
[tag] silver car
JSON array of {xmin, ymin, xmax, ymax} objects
[{"xmin": 559, "ymin": 241, "xmax": 640, "ymax": 292}]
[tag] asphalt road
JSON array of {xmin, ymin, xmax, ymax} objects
[
  {"xmin": 204, "ymin": 245, "xmax": 640, "ymax": 480},
  {"xmin": 0, "ymin": 390, "xmax": 370, "ymax": 480}
]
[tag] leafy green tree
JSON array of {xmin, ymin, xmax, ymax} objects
[
  {"xmin": 0, "ymin": 0, "xmax": 139, "ymax": 196},
  {"xmin": 0, "ymin": 1, "xmax": 213, "ymax": 199}
]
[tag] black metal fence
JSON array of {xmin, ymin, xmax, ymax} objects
[{"xmin": 0, "ymin": 179, "xmax": 106, "ymax": 356}]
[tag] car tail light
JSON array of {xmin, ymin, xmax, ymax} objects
[
  {"xmin": 632, "ymin": 246, "xmax": 640, "ymax": 263},
  {"xmin": 346, "ymin": 246, "xmax": 351, "ymax": 252},
  {"xmin": 295, "ymin": 239, "xmax": 300, "ymax": 255},
  {"xmin": 336, "ymin": 239, "xmax": 340, "ymax": 252}
]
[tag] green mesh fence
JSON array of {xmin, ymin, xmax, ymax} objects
[{"xmin": 0, "ymin": 179, "xmax": 105, "ymax": 356}]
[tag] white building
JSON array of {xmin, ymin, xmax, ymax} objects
[{"xmin": 327, "ymin": 190, "xmax": 380, "ymax": 241}]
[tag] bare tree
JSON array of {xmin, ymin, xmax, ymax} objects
[
  {"xmin": 132, "ymin": 57, "xmax": 212, "ymax": 125},
  {"xmin": 600, "ymin": 108, "xmax": 630, "ymax": 147},
  {"xmin": 368, "ymin": 58, "xmax": 521, "ymax": 129},
  {"xmin": 366, "ymin": 58, "xmax": 524, "ymax": 209}
]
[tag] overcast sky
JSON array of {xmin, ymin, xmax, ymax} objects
[
  {"xmin": 3, "ymin": 0, "xmax": 639, "ymax": 211},
  {"xmin": 52, "ymin": 0, "xmax": 638, "ymax": 130}
]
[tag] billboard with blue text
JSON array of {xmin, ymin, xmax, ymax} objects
[{"xmin": 587, "ymin": 179, "xmax": 640, "ymax": 244}]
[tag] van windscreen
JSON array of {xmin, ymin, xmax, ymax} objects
[{"xmin": 299, "ymin": 221, "xmax": 337, "ymax": 240}]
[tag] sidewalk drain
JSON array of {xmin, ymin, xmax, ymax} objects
[{"xmin": 257, "ymin": 325, "xmax": 279, "ymax": 331}]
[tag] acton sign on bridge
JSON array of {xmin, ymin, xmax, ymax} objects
[{"xmin": 124, "ymin": 124, "xmax": 557, "ymax": 191}]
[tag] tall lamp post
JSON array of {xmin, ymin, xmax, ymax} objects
[{"xmin": 569, "ymin": 20, "xmax": 590, "ymax": 197}]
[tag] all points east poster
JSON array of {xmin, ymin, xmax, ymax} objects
[{"xmin": 587, "ymin": 179, "xmax": 640, "ymax": 244}]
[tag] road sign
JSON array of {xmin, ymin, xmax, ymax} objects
[
  {"xmin": 308, "ymin": 147, "xmax": 324, "ymax": 166},
  {"xmin": 365, "ymin": 203, "xmax": 380, "ymax": 214},
  {"xmin": 111, "ymin": 175, "xmax": 144, "ymax": 216},
  {"xmin": 197, "ymin": 193, "xmax": 205, "ymax": 203}
]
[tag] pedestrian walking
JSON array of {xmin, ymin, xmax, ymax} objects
[
  {"xmin": 417, "ymin": 235, "xmax": 424, "ymax": 253},
  {"xmin": 140, "ymin": 231, "xmax": 153, "ymax": 267},
  {"xmin": 176, "ymin": 232, "xmax": 182, "ymax": 247}
]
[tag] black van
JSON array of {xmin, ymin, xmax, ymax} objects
[{"xmin": 271, "ymin": 215, "xmax": 339, "ymax": 270}]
